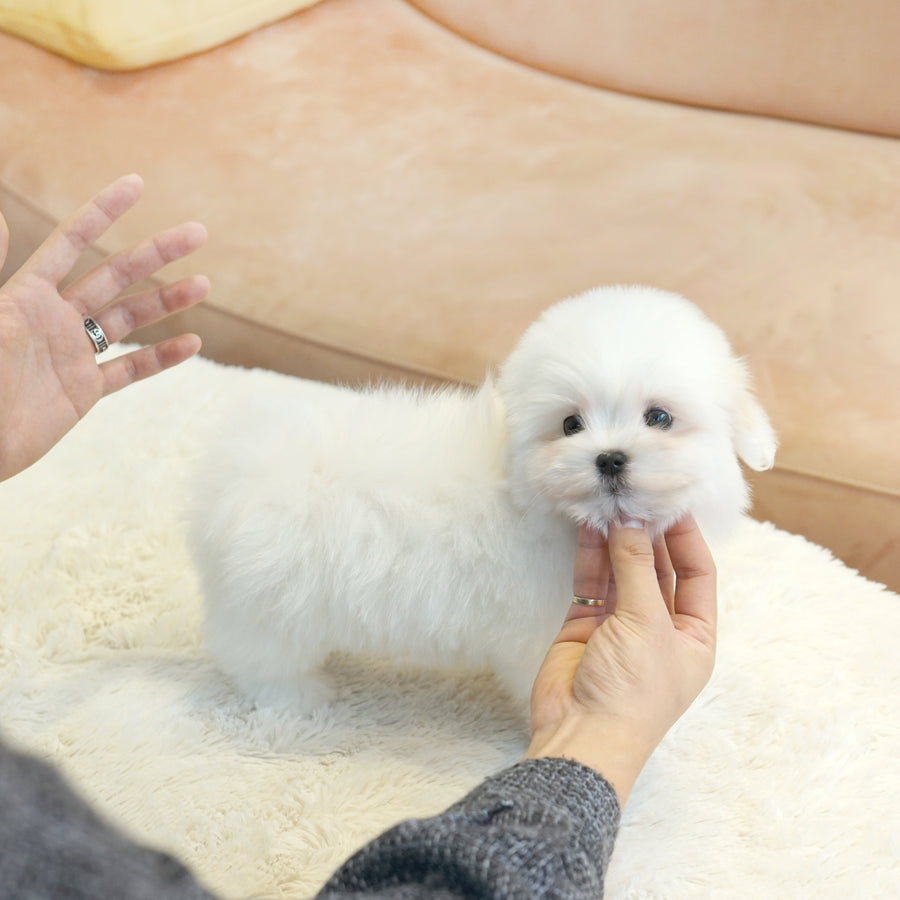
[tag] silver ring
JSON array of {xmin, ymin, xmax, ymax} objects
[
  {"xmin": 572, "ymin": 595, "xmax": 606, "ymax": 607},
  {"xmin": 84, "ymin": 317, "xmax": 109, "ymax": 354}
]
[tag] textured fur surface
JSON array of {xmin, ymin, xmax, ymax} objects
[
  {"xmin": 189, "ymin": 286, "xmax": 777, "ymax": 711},
  {"xmin": 0, "ymin": 350, "xmax": 895, "ymax": 899}
]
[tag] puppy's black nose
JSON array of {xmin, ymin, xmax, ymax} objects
[{"xmin": 596, "ymin": 451, "xmax": 628, "ymax": 478}]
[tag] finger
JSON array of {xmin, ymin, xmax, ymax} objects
[
  {"xmin": 653, "ymin": 532, "xmax": 676, "ymax": 616},
  {"xmin": 87, "ymin": 274, "xmax": 210, "ymax": 344},
  {"xmin": 572, "ymin": 524, "xmax": 610, "ymax": 603},
  {"xmin": 554, "ymin": 612, "xmax": 608, "ymax": 645},
  {"xmin": 605, "ymin": 522, "xmax": 660, "ymax": 620},
  {"xmin": 64, "ymin": 221, "xmax": 208, "ymax": 316},
  {"xmin": 665, "ymin": 516, "xmax": 717, "ymax": 636},
  {"xmin": 27, "ymin": 174, "xmax": 144, "ymax": 285},
  {"xmin": 99, "ymin": 334, "xmax": 202, "ymax": 397},
  {"xmin": 0, "ymin": 209, "xmax": 9, "ymax": 271}
]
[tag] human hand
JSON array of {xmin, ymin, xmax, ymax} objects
[
  {"xmin": 0, "ymin": 206, "xmax": 8, "ymax": 271},
  {"xmin": 526, "ymin": 517, "xmax": 717, "ymax": 805},
  {"xmin": 0, "ymin": 174, "xmax": 209, "ymax": 482}
]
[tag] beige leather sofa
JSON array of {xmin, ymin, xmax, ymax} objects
[{"xmin": 1, "ymin": 0, "xmax": 897, "ymax": 590}]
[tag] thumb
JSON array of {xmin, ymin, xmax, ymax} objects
[
  {"xmin": 606, "ymin": 522, "xmax": 660, "ymax": 619},
  {"xmin": 572, "ymin": 524, "xmax": 609, "ymax": 602}
]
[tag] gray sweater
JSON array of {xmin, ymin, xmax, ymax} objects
[{"xmin": 0, "ymin": 740, "xmax": 619, "ymax": 899}]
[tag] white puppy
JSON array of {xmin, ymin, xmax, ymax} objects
[{"xmin": 189, "ymin": 286, "xmax": 776, "ymax": 712}]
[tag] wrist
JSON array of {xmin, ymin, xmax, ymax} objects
[{"xmin": 524, "ymin": 713, "xmax": 655, "ymax": 807}]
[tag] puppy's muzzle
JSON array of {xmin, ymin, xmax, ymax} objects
[{"xmin": 596, "ymin": 450, "xmax": 628, "ymax": 481}]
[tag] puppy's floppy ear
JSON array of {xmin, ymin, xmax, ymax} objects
[{"xmin": 730, "ymin": 360, "xmax": 778, "ymax": 471}]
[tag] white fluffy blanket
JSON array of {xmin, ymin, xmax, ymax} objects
[{"xmin": 0, "ymin": 353, "xmax": 897, "ymax": 899}]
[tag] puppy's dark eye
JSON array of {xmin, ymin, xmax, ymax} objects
[
  {"xmin": 644, "ymin": 407, "xmax": 673, "ymax": 429},
  {"xmin": 563, "ymin": 415, "xmax": 585, "ymax": 436}
]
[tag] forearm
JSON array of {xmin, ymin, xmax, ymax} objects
[
  {"xmin": 317, "ymin": 757, "xmax": 620, "ymax": 899},
  {"xmin": 525, "ymin": 712, "xmax": 653, "ymax": 808}
]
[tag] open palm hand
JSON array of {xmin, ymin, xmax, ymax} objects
[{"xmin": 0, "ymin": 174, "xmax": 209, "ymax": 481}]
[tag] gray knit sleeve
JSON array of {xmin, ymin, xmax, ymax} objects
[
  {"xmin": 317, "ymin": 757, "xmax": 621, "ymax": 899},
  {"xmin": 0, "ymin": 739, "xmax": 217, "ymax": 900},
  {"xmin": 0, "ymin": 739, "xmax": 618, "ymax": 900}
]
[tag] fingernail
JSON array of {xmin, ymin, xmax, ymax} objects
[{"xmin": 619, "ymin": 518, "xmax": 645, "ymax": 529}]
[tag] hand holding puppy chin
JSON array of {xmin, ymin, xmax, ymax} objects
[{"xmin": 526, "ymin": 516, "xmax": 717, "ymax": 806}]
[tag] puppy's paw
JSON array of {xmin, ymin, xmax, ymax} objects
[{"xmin": 244, "ymin": 675, "xmax": 335, "ymax": 717}]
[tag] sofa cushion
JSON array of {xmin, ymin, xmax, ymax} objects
[
  {"xmin": 409, "ymin": 0, "xmax": 900, "ymax": 137},
  {"xmin": 0, "ymin": 0, "xmax": 322, "ymax": 70}
]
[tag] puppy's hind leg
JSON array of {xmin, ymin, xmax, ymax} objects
[
  {"xmin": 206, "ymin": 620, "xmax": 335, "ymax": 715},
  {"xmin": 244, "ymin": 667, "xmax": 335, "ymax": 716}
]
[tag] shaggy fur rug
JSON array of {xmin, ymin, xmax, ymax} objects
[{"xmin": 0, "ymin": 352, "xmax": 897, "ymax": 899}]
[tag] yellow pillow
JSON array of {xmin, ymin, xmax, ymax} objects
[{"xmin": 0, "ymin": 0, "xmax": 323, "ymax": 70}]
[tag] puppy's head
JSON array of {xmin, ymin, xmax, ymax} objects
[{"xmin": 496, "ymin": 285, "xmax": 777, "ymax": 538}]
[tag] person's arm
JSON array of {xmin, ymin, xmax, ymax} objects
[
  {"xmin": 317, "ymin": 757, "xmax": 618, "ymax": 900},
  {"xmin": 0, "ymin": 739, "xmax": 218, "ymax": 900},
  {"xmin": 0, "ymin": 174, "xmax": 209, "ymax": 483},
  {"xmin": 317, "ymin": 518, "xmax": 717, "ymax": 898}
]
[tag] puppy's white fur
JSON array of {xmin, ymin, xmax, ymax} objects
[{"xmin": 190, "ymin": 286, "xmax": 776, "ymax": 712}]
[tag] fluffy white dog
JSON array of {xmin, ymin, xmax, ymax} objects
[{"xmin": 189, "ymin": 286, "xmax": 776, "ymax": 712}]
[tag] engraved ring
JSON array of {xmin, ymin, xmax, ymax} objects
[{"xmin": 83, "ymin": 317, "xmax": 109, "ymax": 354}]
